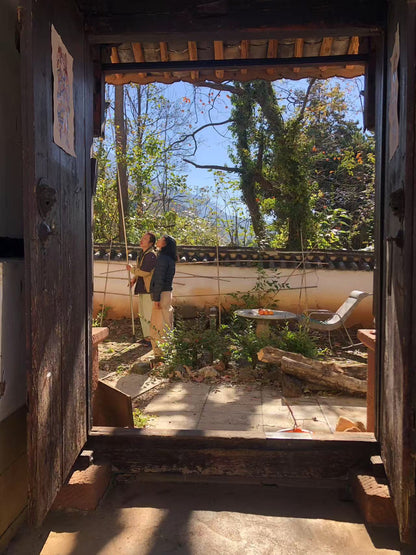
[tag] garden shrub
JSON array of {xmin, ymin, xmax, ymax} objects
[
  {"xmin": 274, "ymin": 324, "xmax": 318, "ymax": 359},
  {"xmin": 158, "ymin": 308, "xmax": 319, "ymax": 374}
]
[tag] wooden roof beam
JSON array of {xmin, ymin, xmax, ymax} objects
[
  {"xmin": 131, "ymin": 42, "xmax": 146, "ymax": 79},
  {"xmin": 84, "ymin": 0, "xmax": 385, "ymax": 44},
  {"xmin": 319, "ymin": 37, "xmax": 333, "ymax": 70},
  {"xmin": 159, "ymin": 42, "xmax": 171, "ymax": 79},
  {"xmin": 266, "ymin": 39, "xmax": 278, "ymax": 76},
  {"xmin": 346, "ymin": 36, "xmax": 360, "ymax": 69},
  {"xmin": 240, "ymin": 39, "xmax": 249, "ymax": 76},
  {"xmin": 293, "ymin": 38, "xmax": 304, "ymax": 73},
  {"xmin": 103, "ymin": 54, "xmax": 367, "ymax": 75},
  {"xmin": 110, "ymin": 47, "xmax": 122, "ymax": 80},
  {"xmin": 214, "ymin": 40, "xmax": 224, "ymax": 79},
  {"xmin": 188, "ymin": 41, "xmax": 199, "ymax": 81}
]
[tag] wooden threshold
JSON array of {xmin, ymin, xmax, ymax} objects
[{"xmin": 88, "ymin": 427, "xmax": 378, "ymax": 481}]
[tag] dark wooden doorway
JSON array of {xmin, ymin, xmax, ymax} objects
[{"xmin": 18, "ymin": 0, "xmax": 416, "ymax": 544}]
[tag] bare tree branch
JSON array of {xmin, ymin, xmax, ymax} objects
[
  {"xmin": 184, "ymin": 159, "xmax": 242, "ymax": 173},
  {"xmin": 298, "ymin": 78, "xmax": 316, "ymax": 121},
  {"xmin": 170, "ymin": 118, "xmax": 233, "ymax": 155},
  {"xmin": 194, "ymin": 81, "xmax": 244, "ymax": 96}
]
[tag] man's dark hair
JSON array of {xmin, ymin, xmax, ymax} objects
[
  {"xmin": 146, "ymin": 232, "xmax": 156, "ymax": 246},
  {"xmin": 160, "ymin": 235, "xmax": 177, "ymax": 261}
]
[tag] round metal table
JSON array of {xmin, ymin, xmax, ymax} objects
[{"xmin": 235, "ymin": 309, "xmax": 298, "ymax": 337}]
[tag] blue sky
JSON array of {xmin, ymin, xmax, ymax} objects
[{"xmin": 159, "ymin": 77, "xmax": 366, "ymax": 193}]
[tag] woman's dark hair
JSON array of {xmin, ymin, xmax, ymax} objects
[
  {"xmin": 160, "ymin": 235, "xmax": 177, "ymax": 261},
  {"xmin": 146, "ymin": 232, "xmax": 156, "ymax": 246}
]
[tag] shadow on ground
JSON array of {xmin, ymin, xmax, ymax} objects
[{"xmin": 8, "ymin": 481, "xmax": 403, "ymax": 555}]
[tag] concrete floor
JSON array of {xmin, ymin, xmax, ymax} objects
[
  {"xmin": 136, "ymin": 382, "xmax": 367, "ymax": 434},
  {"xmin": 7, "ymin": 480, "xmax": 402, "ymax": 555}
]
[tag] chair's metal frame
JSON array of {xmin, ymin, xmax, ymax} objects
[{"xmin": 299, "ymin": 291, "xmax": 372, "ymax": 348}]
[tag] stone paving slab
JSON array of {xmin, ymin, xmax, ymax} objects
[
  {"xmin": 166, "ymin": 383, "xmax": 211, "ymax": 395},
  {"xmin": 317, "ymin": 396, "xmax": 367, "ymax": 433},
  {"xmin": 202, "ymin": 402, "xmax": 263, "ymax": 415},
  {"xmin": 145, "ymin": 398, "xmax": 206, "ymax": 413},
  {"xmin": 128, "ymin": 381, "xmax": 368, "ymax": 435},
  {"xmin": 150, "ymin": 415, "xmax": 201, "ymax": 429},
  {"xmin": 198, "ymin": 413, "xmax": 264, "ymax": 432}
]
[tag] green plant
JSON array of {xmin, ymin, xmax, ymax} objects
[
  {"xmin": 133, "ymin": 408, "xmax": 155, "ymax": 428},
  {"xmin": 226, "ymin": 318, "xmax": 271, "ymax": 367},
  {"xmin": 92, "ymin": 305, "xmax": 110, "ymax": 327},
  {"xmin": 231, "ymin": 266, "xmax": 290, "ymax": 310},
  {"xmin": 158, "ymin": 314, "xmax": 230, "ymax": 369},
  {"xmin": 275, "ymin": 324, "xmax": 318, "ymax": 359}
]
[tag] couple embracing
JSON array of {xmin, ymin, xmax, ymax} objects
[{"xmin": 127, "ymin": 232, "xmax": 176, "ymax": 355}]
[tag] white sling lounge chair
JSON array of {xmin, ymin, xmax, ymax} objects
[{"xmin": 298, "ymin": 290, "xmax": 371, "ymax": 347}]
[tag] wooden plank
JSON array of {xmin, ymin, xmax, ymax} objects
[
  {"xmin": 240, "ymin": 39, "xmax": 249, "ymax": 76},
  {"xmin": 21, "ymin": 0, "xmax": 90, "ymax": 525},
  {"xmin": 319, "ymin": 37, "xmax": 333, "ymax": 70},
  {"xmin": 348, "ymin": 35, "xmax": 360, "ymax": 55},
  {"xmin": 21, "ymin": 0, "xmax": 63, "ymax": 525},
  {"xmin": 105, "ymin": 64, "xmax": 366, "ymax": 86},
  {"xmin": 0, "ymin": 454, "xmax": 27, "ymax": 537},
  {"xmin": 110, "ymin": 46, "xmax": 120, "ymax": 64},
  {"xmin": 187, "ymin": 41, "xmax": 199, "ymax": 81},
  {"xmin": 103, "ymin": 54, "xmax": 367, "ymax": 75},
  {"xmin": 159, "ymin": 41, "xmax": 171, "ymax": 79},
  {"xmin": 92, "ymin": 47, "xmax": 105, "ymax": 137},
  {"xmin": 85, "ymin": 39, "xmax": 95, "ymax": 433},
  {"xmin": 213, "ymin": 40, "xmax": 224, "ymax": 79},
  {"xmin": 293, "ymin": 38, "xmax": 304, "ymax": 73},
  {"xmin": 363, "ymin": 44, "xmax": 376, "ymax": 131},
  {"xmin": 110, "ymin": 46, "xmax": 122, "ymax": 80},
  {"xmin": 82, "ymin": 0, "xmax": 385, "ymax": 44},
  {"xmin": 92, "ymin": 381, "xmax": 134, "ymax": 428},
  {"xmin": 266, "ymin": 39, "xmax": 278, "ymax": 75},
  {"xmin": 131, "ymin": 42, "xmax": 146, "ymax": 78},
  {"xmin": 0, "ymin": 406, "xmax": 26, "ymax": 475},
  {"xmin": 0, "ymin": 508, "xmax": 26, "ymax": 554},
  {"xmin": 346, "ymin": 36, "xmax": 360, "ymax": 69},
  {"xmin": 88, "ymin": 428, "xmax": 378, "ymax": 481},
  {"xmin": 378, "ymin": 0, "xmax": 416, "ymax": 544}
]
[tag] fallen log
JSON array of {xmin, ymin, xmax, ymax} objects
[{"xmin": 258, "ymin": 346, "xmax": 366, "ymax": 395}]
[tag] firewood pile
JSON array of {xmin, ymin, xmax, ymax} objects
[{"xmin": 258, "ymin": 346, "xmax": 367, "ymax": 397}]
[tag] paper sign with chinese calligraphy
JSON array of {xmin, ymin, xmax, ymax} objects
[{"xmin": 51, "ymin": 25, "xmax": 76, "ymax": 157}]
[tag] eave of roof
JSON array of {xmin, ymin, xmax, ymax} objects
[{"xmin": 103, "ymin": 36, "xmax": 366, "ymax": 85}]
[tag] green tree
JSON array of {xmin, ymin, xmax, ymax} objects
[
  {"xmin": 303, "ymin": 80, "xmax": 375, "ymax": 249},
  {"xmin": 228, "ymin": 80, "xmax": 316, "ymax": 249}
]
